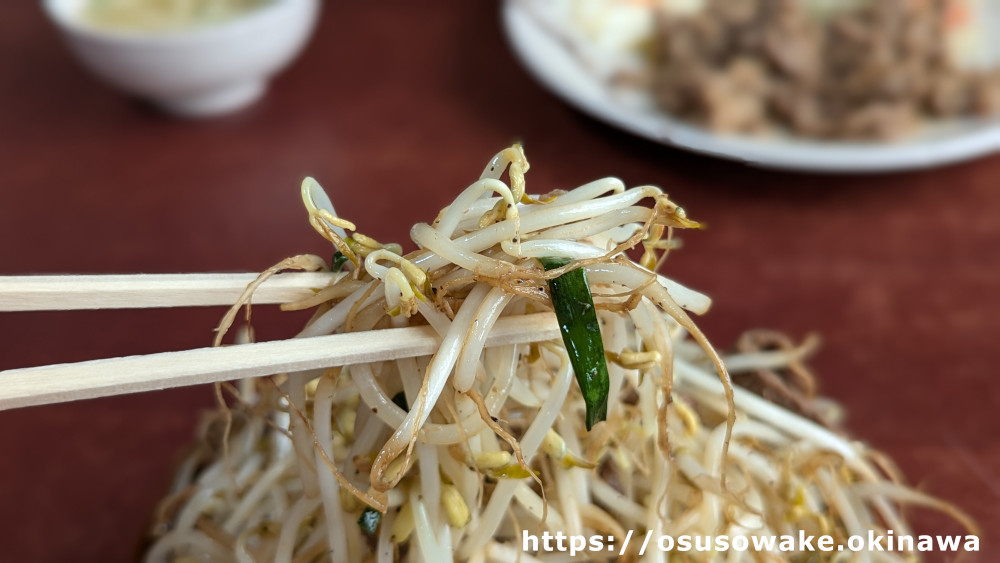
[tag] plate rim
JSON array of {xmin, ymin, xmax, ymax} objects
[{"xmin": 501, "ymin": 0, "xmax": 1000, "ymax": 173}]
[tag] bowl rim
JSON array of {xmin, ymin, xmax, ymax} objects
[{"xmin": 42, "ymin": 0, "xmax": 318, "ymax": 44}]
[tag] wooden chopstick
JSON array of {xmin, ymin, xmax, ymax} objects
[
  {"xmin": 0, "ymin": 312, "xmax": 560, "ymax": 411},
  {"xmin": 0, "ymin": 272, "xmax": 342, "ymax": 312}
]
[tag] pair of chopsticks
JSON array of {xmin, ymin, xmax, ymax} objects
[{"xmin": 0, "ymin": 274, "xmax": 559, "ymax": 411}]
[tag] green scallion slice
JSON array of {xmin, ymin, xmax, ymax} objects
[
  {"xmin": 358, "ymin": 506, "xmax": 381, "ymax": 536},
  {"xmin": 539, "ymin": 257, "xmax": 610, "ymax": 431}
]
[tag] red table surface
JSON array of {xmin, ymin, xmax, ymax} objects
[{"xmin": 1, "ymin": 2, "xmax": 998, "ymax": 561}]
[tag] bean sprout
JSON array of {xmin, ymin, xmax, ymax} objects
[{"xmin": 145, "ymin": 145, "xmax": 975, "ymax": 562}]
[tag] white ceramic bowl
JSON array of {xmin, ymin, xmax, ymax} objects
[{"xmin": 44, "ymin": 0, "xmax": 320, "ymax": 117}]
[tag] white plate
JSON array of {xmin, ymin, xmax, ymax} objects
[{"xmin": 502, "ymin": 0, "xmax": 1000, "ymax": 173}]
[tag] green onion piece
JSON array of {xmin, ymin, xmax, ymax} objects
[
  {"xmin": 358, "ymin": 506, "xmax": 381, "ymax": 536},
  {"xmin": 539, "ymin": 257, "xmax": 610, "ymax": 431},
  {"xmin": 331, "ymin": 251, "xmax": 349, "ymax": 272}
]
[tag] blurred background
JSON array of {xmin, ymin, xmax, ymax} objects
[{"xmin": 1, "ymin": 1, "xmax": 998, "ymax": 561}]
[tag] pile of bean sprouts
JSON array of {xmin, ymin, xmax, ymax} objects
[{"xmin": 145, "ymin": 146, "xmax": 974, "ymax": 562}]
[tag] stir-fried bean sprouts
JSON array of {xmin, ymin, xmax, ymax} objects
[{"xmin": 145, "ymin": 146, "xmax": 975, "ymax": 562}]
